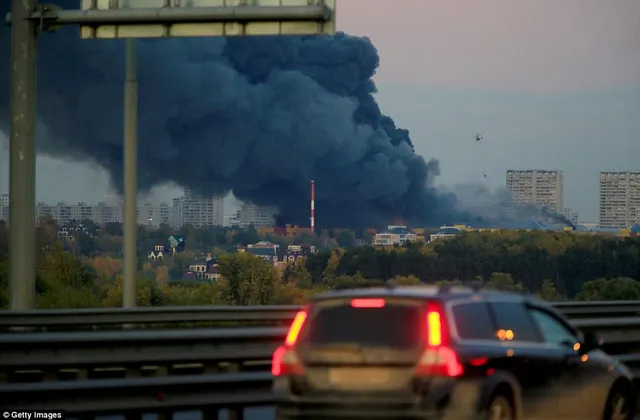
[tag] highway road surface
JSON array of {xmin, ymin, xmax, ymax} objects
[
  {"xmin": 93, "ymin": 407, "xmax": 640, "ymax": 420},
  {"xmin": 96, "ymin": 407, "xmax": 274, "ymax": 420}
]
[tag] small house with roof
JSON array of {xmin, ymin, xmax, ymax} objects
[
  {"xmin": 148, "ymin": 245, "xmax": 165, "ymax": 260},
  {"xmin": 373, "ymin": 225, "xmax": 418, "ymax": 247},
  {"xmin": 429, "ymin": 225, "xmax": 467, "ymax": 243},
  {"xmin": 187, "ymin": 254, "xmax": 221, "ymax": 281},
  {"xmin": 280, "ymin": 240, "xmax": 317, "ymax": 263},
  {"xmin": 57, "ymin": 222, "xmax": 98, "ymax": 241},
  {"xmin": 238, "ymin": 240, "xmax": 279, "ymax": 263}
]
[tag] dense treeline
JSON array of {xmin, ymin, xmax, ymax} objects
[
  {"xmin": 0, "ymin": 220, "xmax": 639, "ymax": 308},
  {"xmin": 306, "ymin": 231, "xmax": 640, "ymax": 298}
]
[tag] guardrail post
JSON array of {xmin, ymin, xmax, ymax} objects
[
  {"xmin": 225, "ymin": 362, "xmax": 244, "ymax": 420},
  {"xmin": 227, "ymin": 408, "xmax": 244, "ymax": 420}
]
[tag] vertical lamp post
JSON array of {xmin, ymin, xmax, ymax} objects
[{"xmin": 123, "ymin": 39, "xmax": 138, "ymax": 308}]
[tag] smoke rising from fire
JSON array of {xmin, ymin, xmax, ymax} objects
[
  {"xmin": 0, "ymin": 3, "xmax": 571, "ymax": 229},
  {"xmin": 0, "ymin": 1, "xmax": 463, "ymax": 227}
]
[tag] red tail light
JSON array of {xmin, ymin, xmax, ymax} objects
[
  {"xmin": 272, "ymin": 310, "xmax": 308, "ymax": 377},
  {"xmin": 416, "ymin": 303, "xmax": 463, "ymax": 377},
  {"xmin": 271, "ymin": 344, "xmax": 304, "ymax": 376},
  {"xmin": 285, "ymin": 310, "xmax": 308, "ymax": 346}
]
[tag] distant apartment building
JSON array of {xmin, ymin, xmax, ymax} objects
[
  {"xmin": 176, "ymin": 188, "xmax": 224, "ymax": 228},
  {"xmin": 171, "ymin": 197, "xmax": 185, "ymax": 228},
  {"xmin": 0, "ymin": 193, "xmax": 8, "ymax": 221},
  {"xmin": 32, "ymin": 201, "xmax": 123, "ymax": 224},
  {"xmin": 506, "ymin": 170, "xmax": 564, "ymax": 213},
  {"xmin": 563, "ymin": 208, "xmax": 579, "ymax": 225},
  {"xmin": 137, "ymin": 202, "xmax": 171, "ymax": 228},
  {"xmin": 599, "ymin": 171, "xmax": 640, "ymax": 229},
  {"xmin": 223, "ymin": 213, "xmax": 241, "ymax": 227},
  {"xmin": 237, "ymin": 202, "xmax": 278, "ymax": 228}
]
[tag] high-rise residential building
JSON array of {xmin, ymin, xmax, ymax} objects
[
  {"xmin": 179, "ymin": 188, "xmax": 224, "ymax": 227},
  {"xmin": 563, "ymin": 208, "xmax": 579, "ymax": 225},
  {"xmin": 34, "ymin": 201, "xmax": 124, "ymax": 224},
  {"xmin": 599, "ymin": 171, "xmax": 640, "ymax": 229},
  {"xmin": 171, "ymin": 197, "xmax": 184, "ymax": 228},
  {"xmin": 0, "ymin": 193, "xmax": 8, "ymax": 222},
  {"xmin": 223, "ymin": 213, "xmax": 241, "ymax": 227},
  {"xmin": 137, "ymin": 202, "xmax": 171, "ymax": 227},
  {"xmin": 506, "ymin": 169, "xmax": 564, "ymax": 213},
  {"xmin": 238, "ymin": 202, "xmax": 278, "ymax": 228}
]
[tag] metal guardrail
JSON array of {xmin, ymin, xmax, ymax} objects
[
  {"xmin": 0, "ymin": 305, "xmax": 301, "ymax": 330},
  {"xmin": 2, "ymin": 300, "xmax": 640, "ymax": 330},
  {"xmin": 1, "ymin": 301, "xmax": 640, "ymax": 418}
]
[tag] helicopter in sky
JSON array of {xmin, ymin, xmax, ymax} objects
[{"xmin": 471, "ymin": 132, "xmax": 487, "ymax": 178}]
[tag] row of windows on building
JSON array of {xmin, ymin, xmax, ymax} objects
[
  {"xmin": 506, "ymin": 170, "xmax": 639, "ymax": 229},
  {"xmin": 0, "ymin": 192, "xmax": 278, "ymax": 229}
]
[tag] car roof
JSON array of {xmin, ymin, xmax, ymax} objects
[{"xmin": 310, "ymin": 285, "xmax": 550, "ymax": 307}]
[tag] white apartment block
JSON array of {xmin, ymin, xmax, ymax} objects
[
  {"xmin": 171, "ymin": 197, "xmax": 184, "ymax": 228},
  {"xmin": 506, "ymin": 170, "xmax": 564, "ymax": 213},
  {"xmin": 238, "ymin": 202, "xmax": 278, "ymax": 228},
  {"xmin": 563, "ymin": 208, "xmax": 579, "ymax": 225},
  {"xmin": 34, "ymin": 202, "xmax": 123, "ymax": 225},
  {"xmin": 0, "ymin": 193, "xmax": 8, "ymax": 222},
  {"xmin": 599, "ymin": 172, "xmax": 640, "ymax": 229},
  {"xmin": 178, "ymin": 188, "xmax": 224, "ymax": 228},
  {"xmin": 223, "ymin": 213, "xmax": 241, "ymax": 227},
  {"xmin": 137, "ymin": 202, "xmax": 171, "ymax": 227}
]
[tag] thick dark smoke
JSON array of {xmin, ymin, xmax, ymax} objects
[
  {"xmin": 0, "ymin": 1, "xmax": 466, "ymax": 228},
  {"xmin": 449, "ymin": 184, "xmax": 577, "ymax": 229}
]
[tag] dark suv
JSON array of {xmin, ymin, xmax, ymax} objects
[{"xmin": 271, "ymin": 285, "xmax": 636, "ymax": 419}]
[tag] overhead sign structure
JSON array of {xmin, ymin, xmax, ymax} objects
[{"xmin": 25, "ymin": 0, "xmax": 336, "ymax": 39}]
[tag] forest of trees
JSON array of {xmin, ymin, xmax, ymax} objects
[{"xmin": 0, "ymin": 220, "xmax": 639, "ymax": 309}]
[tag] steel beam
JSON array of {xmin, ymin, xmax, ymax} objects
[
  {"xmin": 9, "ymin": 0, "xmax": 38, "ymax": 310},
  {"xmin": 26, "ymin": 5, "xmax": 332, "ymax": 26}
]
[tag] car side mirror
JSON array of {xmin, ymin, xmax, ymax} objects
[{"xmin": 580, "ymin": 331, "xmax": 603, "ymax": 353}]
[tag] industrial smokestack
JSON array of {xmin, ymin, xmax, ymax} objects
[{"xmin": 310, "ymin": 180, "xmax": 315, "ymax": 233}]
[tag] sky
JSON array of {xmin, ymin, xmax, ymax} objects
[{"xmin": 1, "ymin": 0, "xmax": 639, "ymax": 221}]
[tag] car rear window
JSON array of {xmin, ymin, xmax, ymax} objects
[
  {"xmin": 302, "ymin": 301, "xmax": 422, "ymax": 349},
  {"xmin": 452, "ymin": 302, "xmax": 496, "ymax": 340},
  {"xmin": 490, "ymin": 301, "xmax": 541, "ymax": 342}
]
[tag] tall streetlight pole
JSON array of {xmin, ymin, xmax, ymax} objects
[
  {"xmin": 9, "ymin": 0, "xmax": 38, "ymax": 310},
  {"xmin": 123, "ymin": 39, "xmax": 138, "ymax": 308}
]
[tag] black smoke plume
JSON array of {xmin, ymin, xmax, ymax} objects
[{"xmin": 0, "ymin": 1, "xmax": 464, "ymax": 228}]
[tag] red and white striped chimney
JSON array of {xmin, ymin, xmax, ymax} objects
[{"xmin": 310, "ymin": 180, "xmax": 315, "ymax": 233}]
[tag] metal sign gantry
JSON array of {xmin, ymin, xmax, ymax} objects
[{"xmin": 6, "ymin": 0, "xmax": 336, "ymax": 310}]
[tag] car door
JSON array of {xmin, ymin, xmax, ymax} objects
[
  {"xmin": 526, "ymin": 305, "xmax": 597, "ymax": 419},
  {"xmin": 487, "ymin": 300, "xmax": 559, "ymax": 419}
]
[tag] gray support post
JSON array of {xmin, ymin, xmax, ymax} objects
[
  {"xmin": 122, "ymin": 39, "xmax": 138, "ymax": 308},
  {"xmin": 9, "ymin": 0, "xmax": 38, "ymax": 310}
]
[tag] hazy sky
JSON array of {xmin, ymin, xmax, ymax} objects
[{"xmin": 1, "ymin": 0, "xmax": 639, "ymax": 221}]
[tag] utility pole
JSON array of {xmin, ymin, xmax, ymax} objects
[
  {"xmin": 9, "ymin": 0, "xmax": 38, "ymax": 309},
  {"xmin": 122, "ymin": 39, "xmax": 138, "ymax": 308}
]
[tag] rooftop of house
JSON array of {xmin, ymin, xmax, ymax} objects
[{"xmin": 434, "ymin": 227, "xmax": 462, "ymax": 235}]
